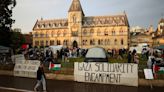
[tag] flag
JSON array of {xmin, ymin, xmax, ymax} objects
[
  {"xmin": 49, "ymin": 62, "xmax": 61, "ymax": 71},
  {"xmin": 153, "ymin": 65, "xmax": 164, "ymax": 74}
]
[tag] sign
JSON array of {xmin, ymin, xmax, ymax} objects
[
  {"xmin": 144, "ymin": 69, "xmax": 154, "ymax": 79},
  {"xmin": 74, "ymin": 62, "xmax": 138, "ymax": 87},
  {"xmin": 11, "ymin": 54, "xmax": 25, "ymax": 64},
  {"xmin": 14, "ymin": 60, "xmax": 40, "ymax": 78}
]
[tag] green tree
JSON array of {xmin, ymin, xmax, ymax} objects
[
  {"xmin": 0, "ymin": 0, "xmax": 16, "ymax": 47},
  {"xmin": 10, "ymin": 31, "xmax": 25, "ymax": 50}
]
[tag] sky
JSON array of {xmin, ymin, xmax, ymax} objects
[{"xmin": 12, "ymin": 0, "xmax": 164, "ymax": 33}]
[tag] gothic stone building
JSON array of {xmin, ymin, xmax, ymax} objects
[{"xmin": 32, "ymin": 0, "xmax": 130, "ymax": 49}]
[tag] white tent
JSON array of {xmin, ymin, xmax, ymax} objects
[{"xmin": 85, "ymin": 47, "xmax": 106, "ymax": 58}]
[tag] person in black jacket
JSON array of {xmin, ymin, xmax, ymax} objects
[{"xmin": 34, "ymin": 63, "xmax": 47, "ymax": 92}]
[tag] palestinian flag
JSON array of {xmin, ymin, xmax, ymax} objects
[
  {"xmin": 49, "ymin": 62, "xmax": 61, "ymax": 71},
  {"xmin": 153, "ymin": 65, "xmax": 164, "ymax": 74}
]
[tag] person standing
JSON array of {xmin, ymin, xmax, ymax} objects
[
  {"xmin": 134, "ymin": 53, "xmax": 139, "ymax": 64},
  {"xmin": 127, "ymin": 51, "xmax": 132, "ymax": 63},
  {"xmin": 34, "ymin": 63, "xmax": 47, "ymax": 92}
]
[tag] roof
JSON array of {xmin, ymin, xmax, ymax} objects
[
  {"xmin": 159, "ymin": 18, "xmax": 164, "ymax": 24},
  {"xmin": 33, "ymin": 19, "xmax": 68, "ymax": 30},
  {"xmin": 68, "ymin": 0, "xmax": 84, "ymax": 16},
  {"xmin": 83, "ymin": 13, "xmax": 129, "ymax": 27}
]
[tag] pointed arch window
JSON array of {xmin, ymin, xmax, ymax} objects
[
  {"xmin": 97, "ymin": 29, "xmax": 101, "ymax": 36},
  {"xmin": 114, "ymin": 39, "xmax": 117, "ymax": 45},
  {"xmin": 83, "ymin": 29, "xmax": 87, "ymax": 36},
  {"xmin": 90, "ymin": 29, "xmax": 94, "ymax": 36},
  {"xmin": 104, "ymin": 29, "xmax": 108, "ymax": 36},
  {"xmin": 121, "ymin": 39, "xmax": 124, "ymax": 45}
]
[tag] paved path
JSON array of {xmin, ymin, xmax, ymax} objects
[{"xmin": 0, "ymin": 75, "xmax": 164, "ymax": 92}]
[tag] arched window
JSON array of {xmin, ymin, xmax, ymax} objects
[
  {"xmin": 105, "ymin": 39, "xmax": 107, "ymax": 45},
  {"xmin": 101, "ymin": 39, "xmax": 103, "ymax": 45},
  {"xmin": 98, "ymin": 39, "xmax": 101, "ymax": 45},
  {"xmin": 112, "ymin": 30, "xmax": 115, "ymax": 35},
  {"xmin": 57, "ymin": 30, "xmax": 60, "ymax": 36},
  {"xmin": 40, "ymin": 32, "xmax": 44, "ymax": 37},
  {"xmin": 73, "ymin": 15, "xmax": 77, "ymax": 23},
  {"xmin": 63, "ymin": 30, "xmax": 67, "ymax": 36},
  {"xmin": 119, "ymin": 28, "xmax": 123, "ymax": 35},
  {"xmin": 51, "ymin": 31, "xmax": 54, "ymax": 37},
  {"xmin": 57, "ymin": 40, "xmax": 61, "ymax": 45},
  {"xmin": 83, "ymin": 29, "xmax": 87, "ymax": 36},
  {"xmin": 97, "ymin": 29, "xmax": 101, "ymax": 36},
  {"xmin": 46, "ymin": 40, "xmax": 49, "ymax": 46},
  {"xmin": 114, "ymin": 39, "xmax": 117, "ymax": 45},
  {"xmin": 104, "ymin": 29, "xmax": 108, "ymax": 36},
  {"xmin": 35, "ymin": 41, "xmax": 39, "ymax": 46},
  {"xmin": 107, "ymin": 39, "xmax": 110, "ymax": 45},
  {"xmin": 90, "ymin": 40, "xmax": 93, "ymax": 45},
  {"xmin": 40, "ymin": 40, "xmax": 44, "ymax": 46},
  {"xmin": 46, "ymin": 31, "xmax": 49, "ymax": 37},
  {"xmin": 90, "ymin": 29, "xmax": 94, "ymax": 36},
  {"xmin": 50, "ymin": 40, "xmax": 54, "ymax": 45},
  {"xmin": 121, "ymin": 39, "xmax": 124, "ymax": 45},
  {"xmin": 82, "ymin": 40, "xmax": 85, "ymax": 45}
]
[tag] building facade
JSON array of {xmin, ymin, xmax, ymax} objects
[
  {"xmin": 32, "ymin": 0, "xmax": 130, "ymax": 49},
  {"xmin": 130, "ymin": 25, "xmax": 154, "ymax": 47},
  {"xmin": 153, "ymin": 18, "xmax": 164, "ymax": 46}
]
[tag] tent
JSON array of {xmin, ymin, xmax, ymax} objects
[
  {"xmin": 0, "ymin": 45, "xmax": 10, "ymax": 53},
  {"xmin": 84, "ymin": 47, "xmax": 108, "ymax": 62}
]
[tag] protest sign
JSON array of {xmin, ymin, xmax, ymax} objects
[
  {"xmin": 14, "ymin": 60, "xmax": 40, "ymax": 78},
  {"xmin": 74, "ymin": 62, "xmax": 138, "ymax": 86},
  {"xmin": 144, "ymin": 69, "xmax": 154, "ymax": 79}
]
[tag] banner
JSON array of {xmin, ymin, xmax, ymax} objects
[
  {"xmin": 74, "ymin": 62, "xmax": 138, "ymax": 87},
  {"xmin": 14, "ymin": 60, "xmax": 40, "ymax": 78}
]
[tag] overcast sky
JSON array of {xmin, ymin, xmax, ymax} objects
[{"xmin": 12, "ymin": 0, "xmax": 164, "ymax": 33}]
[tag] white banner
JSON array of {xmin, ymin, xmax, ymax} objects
[
  {"xmin": 14, "ymin": 60, "xmax": 40, "ymax": 78},
  {"xmin": 74, "ymin": 62, "xmax": 138, "ymax": 87}
]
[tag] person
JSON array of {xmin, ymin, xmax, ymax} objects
[
  {"xmin": 34, "ymin": 63, "xmax": 47, "ymax": 92},
  {"xmin": 134, "ymin": 53, "xmax": 139, "ymax": 64},
  {"xmin": 127, "ymin": 51, "xmax": 132, "ymax": 63},
  {"xmin": 44, "ymin": 48, "xmax": 53, "ymax": 63},
  {"xmin": 147, "ymin": 54, "xmax": 155, "ymax": 69}
]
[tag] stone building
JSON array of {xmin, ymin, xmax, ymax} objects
[
  {"xmin": 130, "ymin": 25, "xmax": 154, "ymax": 47},
  {"xmin": 32, "ymin": 0, "xmax": 130, "ymax": 49},
  {"xmin": 153, "ymin": 18, "xmax": 164, "ymax": 46}
]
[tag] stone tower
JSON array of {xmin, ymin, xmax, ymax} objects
[{"xmin": 68, "ymin": 0, "xmax": 84, "ymax": 48}]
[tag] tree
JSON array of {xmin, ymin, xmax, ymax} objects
[
  {"xmin": 0, "ymin": 0, "xmax": 16, "ymax": 47},
  {"xmin": 10, "ymin": 30, "xmax": 25, "ymax": 50}
]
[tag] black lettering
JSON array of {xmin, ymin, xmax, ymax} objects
[
  {"xmin": 78, "ymin": 63, "xmax": 92, "ymax": 71},
  {"xmin": 95, "ymin": 63, "xmax": 100, "ymax": 72},
  {"xmin": 85, "ymin": 72, "xmax": 90, "ymax": 81}
]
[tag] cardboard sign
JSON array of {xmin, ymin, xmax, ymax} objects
[
  {"xmin": 144, "ymin": 69, "xmax": 154, "ymax": 79},
  {"xmin": 14, "ymin": 60, "xmax": 40, "ymax": 78},
  {"xmin": 74, "ymin": 62, "xmax": 138, "ymax": 87}
]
